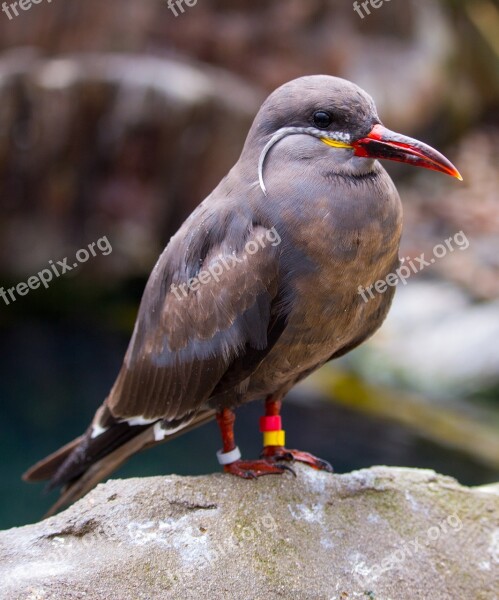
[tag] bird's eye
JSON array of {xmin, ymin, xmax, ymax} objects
[{"xmin": 313, "ymin": 111, "xmax": 332, "ymax": 129}]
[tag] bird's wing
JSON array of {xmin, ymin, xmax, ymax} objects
[
  {"xmin": 24, "ymin": 200, "xmax": 286, "ymax": 508},
  {"xmin": 107, "ymin": 203, "xmax": 283, "ymax": 422}
]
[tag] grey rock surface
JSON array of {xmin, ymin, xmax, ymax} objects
[{"xmin": 0, "ymin": 465, "xmax": 498, "ymax": 600}]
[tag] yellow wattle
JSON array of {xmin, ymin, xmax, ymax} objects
[{"xmin": 321, "ymin": 137, "xmax": 353, "ymax": 149}]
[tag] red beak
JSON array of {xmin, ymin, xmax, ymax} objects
[{"xmin": 352, "ymin": 124, "xmax": 463, "ymax": 180}]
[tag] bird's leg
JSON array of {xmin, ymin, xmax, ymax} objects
[
  {"xmin": 215, "ymin": 407, "xmax": 292, "ymax": 478},
  {"xmin": 260, "ymin": 396, "xmax": 333, "ymax": 473}
]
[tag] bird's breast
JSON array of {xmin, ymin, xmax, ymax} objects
[{"xmin": 247, "ymin": 169, "xmax": 403, "ymax": 396}]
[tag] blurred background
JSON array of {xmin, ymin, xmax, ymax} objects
[{"xmin": 0, "ymin": 0, "xmax": 498, "ymax": 528}]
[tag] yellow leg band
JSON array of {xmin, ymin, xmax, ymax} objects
[{"xmin": 263, "ymin": 430, "xmax": 285, "ymax": 447}]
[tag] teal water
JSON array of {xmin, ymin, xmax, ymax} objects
[{"xmin": 1, "ymin": 321, "xmax": 497, "ymax": 530}]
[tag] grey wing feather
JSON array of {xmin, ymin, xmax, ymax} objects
[{"xmin": 106, "ymin": 207, "xmax": 282, "ymax": 422}]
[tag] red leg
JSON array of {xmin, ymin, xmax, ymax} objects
[
  {"xmin": 260, "ymin": 397, "xmax": 333, "ymax": 473},
  {"xmin": 215, "ymin": 408, "xmax": 291, "ymax": 478}
]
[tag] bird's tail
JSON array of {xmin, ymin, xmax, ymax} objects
[
  {"xmin": 23, "ymin": 410, "xmax": 216, "ymax": 517},
  {"xmin": 23, "ymin": 435, "xmax": 85, "ymax": 483}
]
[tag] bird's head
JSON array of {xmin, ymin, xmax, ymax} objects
[{"xmin": 249, "ymin": 75, "xmax": 462, "ymax": 195}]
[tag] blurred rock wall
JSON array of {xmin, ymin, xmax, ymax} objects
[
  {"xmin": 0, "ymin": 52, "xmax": 259, "ymax": 278},
  {"xmin": 0, "ymin": 0, "xmax": 497, "ymax": 280}
]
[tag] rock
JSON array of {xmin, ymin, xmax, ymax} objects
[
  {"xmin": 1, "ymin": 465, "xmax": 498, "ymax": 599},
  {"xmin": 0, "ymin": 0, "xmax": 459, "ymax": 131},
  {"xmin": 0, "ymin": 50, "xmax": 261, "ymax": 281}
]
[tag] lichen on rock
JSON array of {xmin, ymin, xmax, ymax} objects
[{"xmin": 0, "ymin": 465, "xmax": 498, "ymax": 599}]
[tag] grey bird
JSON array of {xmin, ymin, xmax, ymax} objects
[{"xmin": 24, "ymin": 75, "xmax": 461, "ymax": 515}]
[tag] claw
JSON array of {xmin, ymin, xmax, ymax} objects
[
  {"xmin": 279, "ymin": 463, "xmax": 297, "ymax": 477},
  {"xmin": 261, "ymin": 447, "xmax": 334, "ymax": 473},
  {"xmin": 223, "ymin": 458, "xmax": 294, "ymax": 479}
]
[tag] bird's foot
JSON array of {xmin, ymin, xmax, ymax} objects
[
  {"xmin": 261, "ymin": 446, "xmax": 333, "ymax": 473},
  {"xmin": 222, "ymin": 458, "xmax": 295, "ymax": 479}
]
